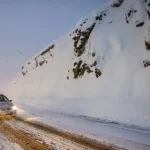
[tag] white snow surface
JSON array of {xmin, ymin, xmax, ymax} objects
[{"xmin": 4, "ymin": 0, "xmax": 150, "ymax": 127}]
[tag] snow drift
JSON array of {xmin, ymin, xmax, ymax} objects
[{"xmin": 4, "ymin": 0, "xmax": 150, "ymax": 127}]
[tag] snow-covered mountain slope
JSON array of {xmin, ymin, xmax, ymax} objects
[{"xmin": 4, "ymin": 0, "xmax": 150, "ymax": 127}]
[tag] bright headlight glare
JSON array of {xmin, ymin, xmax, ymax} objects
[{"xmin": 12, "ymin": 106, "xmax": 16, "ymax": 110}]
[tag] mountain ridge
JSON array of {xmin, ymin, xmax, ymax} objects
[{"xmin": 5, "ymin": 0, "xmax": 150, "ymax": 127}]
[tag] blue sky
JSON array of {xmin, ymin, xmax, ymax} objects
[{"xmin": 0, "ymin": 0, "xmax": 107, "ymax": 90}]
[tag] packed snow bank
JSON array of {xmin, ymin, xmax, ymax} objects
[{"xmin": 4, "ymin": 0, "xmax": 150, "ymax": 127}]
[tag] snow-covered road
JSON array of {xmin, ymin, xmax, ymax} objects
[{"xmin": 14, "ymin": 102, "xmax": 150, "ymax": 150}]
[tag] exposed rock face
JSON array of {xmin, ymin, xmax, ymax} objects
[
  {"xmin": 39, "ymin": 60, "xmax": 47, "ymax": 66},
  {"xmin": 72, "ymin": 61, "xmax": 93, "ymax": 79},
  {"xmin": 136, "ymin": 22, "xmax": 144, "ymax": 27},
  {"xmin": 143, "ymin": 60, "xmax": 150, "ymax": 67},
  {"xmin": 125, "ymin": 9, "xmax": 137, "ymax": 24},
  {"xmin": 111, "ymin": 0, "xmax": 124, "ymax": 7},
  {"xmin": 40, "ymin": 44, "xmax": 55, "ymax": 56},
  {"xmin": 72, "ymin": 23, "xmax": 96, "ymax": 57},
  {"xmin": 95, "ymin": 68, "xmax": 102, "ymax": 78},
  {"xmin": 145, "ymin": 40, "xmax": 150, "ymax": 50}
]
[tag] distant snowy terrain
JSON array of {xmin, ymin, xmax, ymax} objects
[{"xmin": 4, "ymin": 0, "xmax": 150, "ymax": 127}]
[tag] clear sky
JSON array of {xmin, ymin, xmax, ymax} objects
[{"xmin": 0, "ymin": 0, "xmax": 107, "ymax": 90}]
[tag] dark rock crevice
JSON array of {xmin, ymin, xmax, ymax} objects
[
  {"xmin": 22, "ymin": 71, "xmax": 26, "ymax": 77},
  {"xmin": 111, "ymin": 0, "xmax": 124, "ymax": 7},
  {"xmin": 40, "ymin": 44, "xmax": 55, "ymax": 56},
  {"xmin": 145, "ymin": 40, "xmax": 150, "ymax": 50},
  {"xmin": 95, "ymin": 68, "xmax": 102, "ymax": 78},
  {"xmin": 39, "ymin": 60, "xmax": 47, "ymax": 66},
  {"xmin": 146, "ymin": 9, "xmax": 150, "ymax": 19},
  {"xmin": 125, "ymin": 9, "xmax": 137, "ymax": 24},
  {"xmin": 136, "ymin": 22, "xmax": 144, "ymax": 27},
  {"xmin": 143, "ymin": 60, "xmax": 150, "ymax": 67}
]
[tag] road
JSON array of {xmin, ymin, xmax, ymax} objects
[
  {"xmin": 0, "ymin": 118, "xmax": 118, "ymax": 150},
  {"xmin": 4, "ymin": 101, "xmax": 149, "ymax": 150},
  {"xmin": 14, "ymin": 102, "xmax": 150, "ymax": 150}
]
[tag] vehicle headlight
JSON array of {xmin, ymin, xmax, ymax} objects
[{"xmin": 12, "ymin": 106, "xmax": 16, "ymax": 110}]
